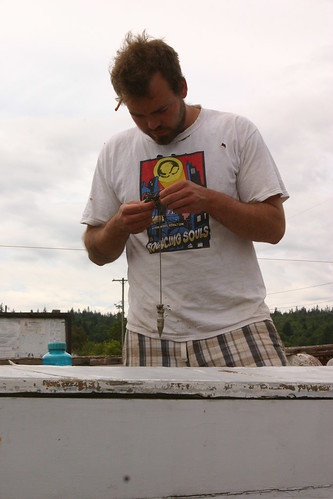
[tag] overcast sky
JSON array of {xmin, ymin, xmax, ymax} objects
[{"xmin": 1, "ymin": 0, "xmax": 332, "ymax": 315}]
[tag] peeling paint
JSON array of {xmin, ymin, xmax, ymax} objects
[
  {"xmin": 297, "ymin": 383, "xmax": 330, "ymax": 393},
  {"xmin": 42, "ymin": 379, "xmax": 102, "ymax": 392},
  {"xmin": 1, "ymin": 366, "xmax": 332, "ymax": 399}
]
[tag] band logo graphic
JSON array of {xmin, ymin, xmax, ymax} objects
[{"xmin": 140, "ymin": 152, "xmax": 210, "ymax": 253}]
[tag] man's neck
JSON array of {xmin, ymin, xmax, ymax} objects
[{"xmin": 184, "ymin": 104, "xmax": 201, "ymax": 129}]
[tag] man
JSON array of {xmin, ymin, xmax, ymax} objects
[{"xmin": 81, "ymin": 31, "xmax": 288, "ymax": 367}]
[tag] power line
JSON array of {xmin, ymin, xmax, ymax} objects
[
  {"xmin": 1, "ymin": 244, "xmax": 332, "ymax": 308},
  {"xmin": 287, "ymin": 196, "xmax": 333, "ymax": 220},
  {"xmin": 258, "ymin": 257, "xmax": 333, "ymax": 264},
  {"xmin": 267, "ymin": 281, "xmax": 333, "ymax": 295},
  {"xmin": 269, "ymin": 298, "xmax": 333, "ymax": 312},
  {"xmin": 1, "ymin": 244, "xmax": 332, "ymax": 264},
  {"xmin": 0, "ymin": 244, "xmax": 85, "ymax": 251}
]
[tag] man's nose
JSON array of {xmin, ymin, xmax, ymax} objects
[{"xmin": 147, "ymin": 116, "xmax": 161, "ymax": 130}]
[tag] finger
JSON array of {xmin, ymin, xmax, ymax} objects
[
  {"xmin": 160, "ymin": 181, "xmax": 186, "ymax": 199},
  {"xmin": 123, "ymin": 202, "xmax": 154, "ymax": 216},
  {"xmin": 124, "ymin": 210, "xmax": 153, "ymax": 225}
]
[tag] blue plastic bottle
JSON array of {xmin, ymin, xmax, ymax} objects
[{"xmin": 42, "ymin": 342, "xmax": 72, "ymax": 366}]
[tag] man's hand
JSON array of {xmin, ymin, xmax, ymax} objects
[
  {"xmin": 115, "ymin": 200, "xmax": 155, "ymax": 234},
  {"xmin": 159, "ymin": 180, "xmax": 208, "ymax": 214},
  {"xmin": 84, "ymin": 200, "xmax": 154, "ymax": 266}
]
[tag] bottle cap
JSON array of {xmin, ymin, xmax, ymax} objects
[{"xmin": 48, "ymin": 342, "xmax": 66, "ymax": 351}]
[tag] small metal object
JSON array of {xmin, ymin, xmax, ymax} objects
[
  {"xmin": 156, "ymin": 304, "xmax": 165, "ymax": 338},
  {"xmin": 143, "ymin": 192, "xmax": 161, "ymax": 208}
]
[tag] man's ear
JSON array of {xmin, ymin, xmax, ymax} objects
[{"xmin": 181, "ymin": 78, "xmax": 188, "ymax": 99}]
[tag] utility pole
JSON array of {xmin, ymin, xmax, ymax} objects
[{"xmin": 113, "ymin": 278, "xmax": 127, "ymax": 348}]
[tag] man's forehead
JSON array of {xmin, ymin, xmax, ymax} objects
[
  {"xmin": 127, "ymin": 99, "xmax": 171, "ymax": 117},
  {"xmin": 126, "ymin": 93, "xmax": 174, "ymax": 117}
]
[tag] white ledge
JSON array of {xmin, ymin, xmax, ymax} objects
[{"xmin": 1, "ymin": 365, "xmax": 332, "ymax": 398}]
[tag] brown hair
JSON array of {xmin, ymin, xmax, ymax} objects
[{"xmin": 110, "ymin": 31, "xmax": 184, "ymax": 104}]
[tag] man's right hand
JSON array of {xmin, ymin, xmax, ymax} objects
[
  {"xmin": 83, "ymin": 200, "xmax": 154, "ymax": 266},
  {"xmin": 115, "ymin": 200, "xmax": 155, "ymax": 235}
]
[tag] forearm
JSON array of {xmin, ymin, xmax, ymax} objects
[
  {"xmin": 160, "ymin": 181, "xmax": 285, "ymax": 244},
  {"xmin": 205, "ymin": 190, "xmax": 285, "ymax": 244},
  {"xmin": 84, "ymin": 215, "xmax": 129, "ymax": 266}
]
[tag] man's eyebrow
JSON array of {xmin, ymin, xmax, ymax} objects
[
  {"xmin": 129, "ymin": 110, "xmax": 144, "ymax": 118},
  {"xmin": 130, "ymin": 104, "xmax": 169, "ymax": 118},
  {"xmin": 153, "ymin": 104, "xmax": 168, "ymax": 113}
]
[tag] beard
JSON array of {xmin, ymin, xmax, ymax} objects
[{"xmin": 149, "ymin": 100, "xmax": 186, "ymax": 145}]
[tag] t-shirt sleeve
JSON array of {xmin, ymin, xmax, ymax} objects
[
  {"xmin": 81, "ymin": 149, "xmax": 121, "ymax": 226},
  {"xmin": 237, "ymin": 127, "xmax": 289, "ymax": 203}
]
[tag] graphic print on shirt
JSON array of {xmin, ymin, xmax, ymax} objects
[{"xmin": 140, "ymin": 152, "xmax": 210, "ymax": 254}]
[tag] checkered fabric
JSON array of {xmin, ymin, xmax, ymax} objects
[{"xmin": 123, "ymin": 320, "xmax": 287, "ymax": 367}]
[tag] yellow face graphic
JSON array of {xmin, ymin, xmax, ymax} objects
[{"xmin": 153, "ymin": 157, "xmax": 186, "ymax": 188}]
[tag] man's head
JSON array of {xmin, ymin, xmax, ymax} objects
[
  {"xmin": 110, "ymin": 31, "xmax": 184, "ymax": 102},
  {"xmin": 110, "ymin": 32, "xmax": 189, "ymax": 144}
]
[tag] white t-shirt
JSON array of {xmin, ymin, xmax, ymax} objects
[{"xmin": 81, "ymin": 108, "xmax": 288, "ymax": 341}]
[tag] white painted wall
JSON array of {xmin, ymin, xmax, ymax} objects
[
  {"xmin": 0, "ymin": 366, "xmax": 333, "ymax": 498},
  {"xmin": 0, "ymin": 398, "xmax": 332, "ymax": 498}
]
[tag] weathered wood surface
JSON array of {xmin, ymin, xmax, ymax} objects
[{"xmin": 0, "ymin": 365, "xmax": 332, "ymax": 398}]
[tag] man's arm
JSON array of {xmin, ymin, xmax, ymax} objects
[
  {"xmin": 83, "ymin": 200, "xmax": 154, "ymax": 266},
  {"xmin": 159, "ymin": 181, "xmax": 285, "ymax": 244}
]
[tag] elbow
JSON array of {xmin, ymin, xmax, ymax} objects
[
  {"xmin": 83, "ymin": 227, "xmax": 110, "ymax": 266},
  {"xmin": 261, "ymin": 195, "xmax": 286, "ymax": 245},
  {"xmin": 269, "ymin": 234, "xmax": 283, "ymax": 245},
  {"xmin": 268, "ymin": 223, "xmax": 286, "ymax": 245},
  {"xmin": 87, "ymin": 249, "xmax": 113, "ymax": 266},
  {"xmin": 88, "ymin": 254, "xmax": 107, "ymax": 266}
]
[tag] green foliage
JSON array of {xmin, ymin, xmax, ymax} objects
[
  {"xmin": 69, "ymin": 306, "xmax": 333, "ymax": 356},
  {"xmin": 70, "ymin": 308, "xmax": 126, "ymax": 356},
  {"xmin": 272, "ymin": 307, "xmax": 333, "ymax": 347},
  {"xmin": 71, "ymin": 325, "xmax": 88, "ymax": 352}
]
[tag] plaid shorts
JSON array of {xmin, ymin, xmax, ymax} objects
[{"xmin": 123, "ymin": 320, "xmax": 287, "ymax": 367}]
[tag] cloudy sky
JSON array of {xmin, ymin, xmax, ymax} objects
[{"xmin": 1, "ymin": 0, "xmax": 332, "ymax": 315}]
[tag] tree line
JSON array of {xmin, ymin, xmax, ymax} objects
[
  {"xmin": 272, "ymin": 306, "xmax": 332, "ymax": 347},
  {"xmin": 69, "ymin": 306, "xmax": 333, "ymax": 356},
  {"xmin": 70, "ymin": 308, "xmax": 126, "ymax": 356},
  {"xmin": 1, "ymin": 303, "xmax": 331, "ymax": 355}
]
